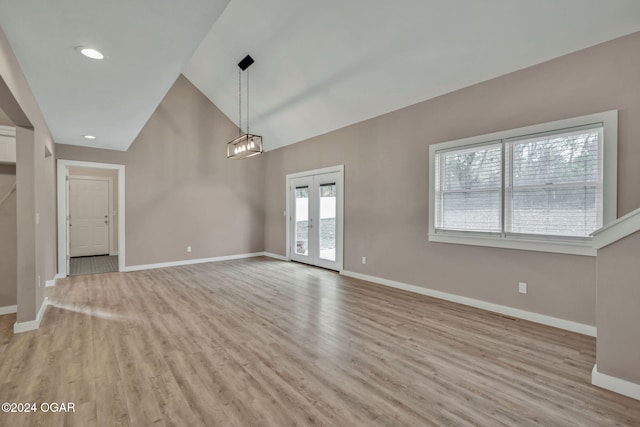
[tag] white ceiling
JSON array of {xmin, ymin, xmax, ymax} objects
[
  {"xmin": 1, "ymin": 1, "xmax": 640, "ymax": 152},
  {"xmin": 0, "ymin": 0, "xmax": 230, "ymax": 150},
  {"xmin": 185, "ymin": 0, "xmax": 640, "ymax": 151}
]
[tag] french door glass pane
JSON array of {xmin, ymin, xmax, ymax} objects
[
  {"xmin": 295, "ymin": 186, "xmax": 309, "ymax": 255},
  {"xmin": 319, "ymin": 183, "xmax": 336, "ymax": 261}
]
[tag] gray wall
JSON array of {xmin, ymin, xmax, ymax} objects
[
  {"xmin": 596, "ymin": 229, "xmax": 640, "ymax": 384},
  {"xmin": 0, "ymin": 108, "xmax": 11, "ymax": 126},
  {"xmin": 16, "ymin": 126, "xmax": 36, "ymax": 321},
  {"xmin": 0, "ymin": 164, "xmax": 16, "ymax": 308},
  {"xmin": 56, "ymin": 75, "xmax": 265, "ymax": 267},
  {"xmin": 263, "ymin": 31, "xmax": 640, "ymax": 327}
]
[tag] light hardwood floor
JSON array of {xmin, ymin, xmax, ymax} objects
[{"xmin": 1, "ymin": 257, "xmax": 639, "ymax": 426}]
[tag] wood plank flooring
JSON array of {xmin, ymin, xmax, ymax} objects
[{"xmin": 1, "ymin": 257, "xmax": 639, "ymax": 426}]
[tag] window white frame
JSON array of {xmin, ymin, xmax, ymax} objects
[{"xmin": 428, "ymin": 111, "xmax": 617, "ymax": 256}]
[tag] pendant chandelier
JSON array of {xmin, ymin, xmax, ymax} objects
[{"xmin": 227, "ymin": 54, "xmax": 263, "ymax": 159}]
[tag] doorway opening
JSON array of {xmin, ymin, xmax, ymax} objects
[
  {"xmin": 286, "ymin": 165, "xmax": 344, "ymax": 271},
  {"xmin": 57, "ymin": 160, "xmax": 125, "ymax": 276}
]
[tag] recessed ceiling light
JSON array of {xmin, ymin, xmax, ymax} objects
[
  {"xmin": 83, "ymin": 135, "xmax": 96, "ymax": 140},
  {"xmin": 78, "ymin": 47, "xmax": 104, "ymax": 60}
]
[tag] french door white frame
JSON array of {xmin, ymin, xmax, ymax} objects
[
  {"xmin": 57, "ymin": 160, "xmax": 126, "ymax": 277},
  {"xmin": 285, "ymin": 165, "xmax": 344, "ymax": 271}
]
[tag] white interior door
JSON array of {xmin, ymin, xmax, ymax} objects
[
  {"xmin": 289, "ymin": 170, "xmax": 342, "ymax": 270},
  {"xmin": 69, "ymin": 177, "xmax": 110, "ymax": 257}
]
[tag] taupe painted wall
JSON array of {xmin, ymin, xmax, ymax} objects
[
  {"xmin": 56, "ymin": 75, "xmax": 264, "ymax": 267},
  {"xmin": 596, "ymin": 230, "xmax": 640, "ymax": 384},
  {"xmin": 0, "ymin": 108, "xmax": 11, "ymax": 126},
  {"xmin": 0, "ymin": 27, "xmax": 56, "ymax": 323},
  {"xmin": 0, "ymin": 164, "xmax": 16, "ymax": 307},
  {"xmin": 16, "ymin": 126, "xmax": 36, "ymax": 321},
  {"xmin": 264, "ymin": 32, "xmax": 640, "ymax": 327},
  {"xmin": 68, "ymin": 166, "xmax": 119, "ymax": 252}
]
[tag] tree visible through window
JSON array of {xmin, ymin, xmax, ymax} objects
[
  {"xmin": 436, "ymin": 143, "xmax": 502, "ymax": 232},
  {"xmin": 434, "ymin": 125, "xmax": 603, "ymax": 239},
  {"xmin": 507, "ymin": 128, "xmax": 600, "ymax": 237}
]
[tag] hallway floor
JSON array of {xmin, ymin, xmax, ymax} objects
[{"xmin": 69, "ymin": 255, "xmax": 118, "ymax": 276}]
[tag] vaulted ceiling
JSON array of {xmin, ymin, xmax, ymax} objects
[
  {"xmin": 2, "ymin": 0, "xmax": 640, "ymax": 151},
  {"xmin": 0, "ymin": 0, "xmax": 230, "ymax": 150}
]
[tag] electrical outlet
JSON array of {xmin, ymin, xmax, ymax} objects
[
  {"xmin": 518, "ymin": 282, "xmax": 527, "ymax": 294},
  {"xmin": 362, "ymin": 256, "xmax": 367, "ymax": 265},
  {"xmin": 187, "ymin": 246, "xmax": 192, "ymax": 253}
]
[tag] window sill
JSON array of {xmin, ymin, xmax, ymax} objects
[{"xmin": 428, "ymin": 232, "xmax": 596, "ymax": 256}]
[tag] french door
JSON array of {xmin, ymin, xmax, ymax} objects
[{"xmin": 288, "ymin": 167, "xmax": 343, "ymax": 271}]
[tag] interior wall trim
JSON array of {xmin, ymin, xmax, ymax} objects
[
  {"xmin": 45, "ymin": 277, "xmax": 56, "ymax": 287},
  {"xmin": 13, "ymin": 297, "xmax": 48, "ymax": 333},
  {"xmin": 263, "ymin": 252, "xmax": 288, "ymax": 261},
  {"xmin": 0, "ymin": 305, "xmax": 17, "ymax": 315},
  {"xmin": 122, "ymin": 252, "xmax": 266, "ymax": 272},
  {"xmin": 592, "ymin": 207, "xmax": 640, "ymax": 249},
  {"xmin": 592, "ymin": 364, "xmax": 640, "ymax": 400},
  {"xmin": 341, "ymin": 270, "xmax": 597, "ymax": 337}
]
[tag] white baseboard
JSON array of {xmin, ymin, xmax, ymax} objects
[
  {"xmin": 341, "ymin": 270, "xmax": 597, "ymax": 337},
  {"xmin": 45, "ymin": 277, "xmax": 56, "ymax": 287},
  {"xmin": 55, "ymin": 273, "xmax": 65, "ymax": 280},
  {"xmin": 122, "ymin": 252, "xmax": 266, "ymax": 272},
  {"xmin": 13, "ymin": 297, "xmax": 48, "ymax": 333},
  {"xmin": 262, "ymin": 252, "xmax": 288, "ymax": 261},
  {"xmin": 0, "ymin": 305, "xmax": 17, "ymax": 315},
  {"xmin": 592, "ymin": 364, "xmax": 640, "ymax": 400}
]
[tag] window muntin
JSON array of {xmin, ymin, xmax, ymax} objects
[{"xmin": 434, "ymin": 124, "xmax": 604, "ymax": 240}]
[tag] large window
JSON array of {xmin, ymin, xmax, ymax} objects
[{"xmin": 429, "ymin": 111, "xmax": 617, "ymax": 255}]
